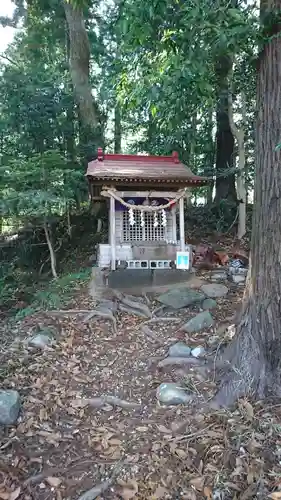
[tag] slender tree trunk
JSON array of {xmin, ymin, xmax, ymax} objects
[
  {"xmin": 228, "ymin": 88, "xmax": 247, "ymax": 239},
  {"xmin": 213, "ymin": 0, "xmax": 281, "ymax": 407},
  {"xmin": 114, "ymin": 103, "xmax": 122, "ymax": 153},
  {"xmin": 44, "ymin": 221, "xmax": 58, "ymax": 279},
  {"xmin": 205, "ymin": 109, "xmax": 215, "ymax": 205},
  {"xmin": 214, "ymin": 55, "xmax": 237, "ymax": 205}
]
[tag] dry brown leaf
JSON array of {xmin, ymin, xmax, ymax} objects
[
  {"xmin": 240, "ymin": 400, "xmax": 254, "ymax": 421},
  {"xmin": 9, "ymin": 488, "xmax": 21, "ymax": 500},
  {"xmin": 71, "ymin": 398, "xmax": 88, "ymax": 408},
  {"xmin": 109, "ymin": 438, "xmax": 122, "ymax": 446},
  {"xmin": 175, "ymin": 448, "xmax": 188, "ymax": 459},
  {"xmin": 46, "ymin": 477, "xmax": 62, "ymax": 488},
  {"xmin": 269, "ymin": 493, "xmax": 281, "ymax": 500},
  {"xmin": 102, "ymin": 446, "xmax": 119, "ymax": 456},
  {"xmin": 120, "ymin": 479, "xmax": 138, "ymax": 499},
  {"xmin": 157, "ymin": 425, "xmax": 172, "ymax": 434},
  {"xmin": 150, "ymin": 485, "xmax": 169, "ymax": 499},
  {"xmin": 0, "ymin": 491, "xmax": 10, "ymax": 500},
  {"xmin": 190, "ymin": 476, "xmax": 205, "ymax": 491},
  {"xmin": 203, "ymin": 486, "xmax": 212, "ymax": 499}
]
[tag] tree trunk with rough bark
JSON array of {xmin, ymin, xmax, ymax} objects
[
  {"xmin": 214, "ymin": 54, "xmax": 237, "ymax": 205},
  {"xmin": 213, "ymin": 0, "xmax": 281, "ymax": 407},
  {"xmin": 63, "ymin": 1, "xmax": 102, "ymax": 159}
]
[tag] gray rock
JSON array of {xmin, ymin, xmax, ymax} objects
[
  {"xmin": 29, "ymin": 332, "xmax": 54, "ymax": 349},
  {"xmin": 157, "ymin": 383, "xmax": 191, "ymax": 405},
  {"xmin": 157, "ymin": 287, "xmax": 205, "ymax": 310},
  {"xmin": 211, "ymin": 272, "xmax": 227, "ymax": 281},
  {"xmin": 168, "ymin": 342, "xmax": 191, "ymax": 357},
  {"xmin": 232, "ymin": 274, "xmax": 246, "ymax": 284},
  {"xmin": 228, "ymin": 266, "xmax": 248, "ymax": 276},
  {"xmin": 183, "ymin": 311, "xmax": 214, "ymax": 333},
  {"xmin": 202, "ymin": 298, "xmax": 217, "ymax": 310},
  {"xmin": 191, "ymin": 346, "xmax": 206, "ymax": 358},
  {"xmin": 0, "ymin": 390, "xmax": 20, "ymax": 425},
  {"xmin": 201, "ymin": 283, "xmax": 228, "ymax": 298}
]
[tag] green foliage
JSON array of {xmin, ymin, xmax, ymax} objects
[
  {"xmin": 1, "ymin": 151, "xmax": 82, "ymax": 222},
  {"xmin": 14, "ymin": 268, "xmax": 91, "ymax": 319},
  {"xmin": 115, "ymin": 0, "xmax": 258, "ymax": 185}
]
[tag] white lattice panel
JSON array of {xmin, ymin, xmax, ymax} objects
[{"xmin": 122, "ymin": 210, "xmax": 167, "ymax": 242}]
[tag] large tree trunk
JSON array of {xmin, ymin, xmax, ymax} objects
[
  {"xmin": 63, "ymin": 1, "xmax": 102, "ymax": 159},
  {"xmin": 214, "ymin": 54, "xmax": 237, "ymax": 205},
  {"xmin": 213, "ymin": 0, "xmax": 281, "ymax": 407}
]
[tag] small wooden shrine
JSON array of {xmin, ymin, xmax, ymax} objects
[{"xmin": 86, "ymin": 148, "xmax": 208, "ymax": 278}]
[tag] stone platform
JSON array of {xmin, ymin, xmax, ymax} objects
[{"xmin": 107, "ymin": 268, "xmax": 204, "ymax": 293}]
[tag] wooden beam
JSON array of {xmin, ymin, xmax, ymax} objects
[
  {"xmin": 101, "ymin": 190, "xmax": 183, "ymax": 199},
  {"xmin": 109, "ymin": 195, "xmax": 116, "ymax": 270},
  {"xmin": 179, "ymin": 196, "xmax": 185, "ymax": 251}
]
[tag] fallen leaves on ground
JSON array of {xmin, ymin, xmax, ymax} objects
[{"xmin": 0, "ymin": 268, "xmax": 280, "ymax": 499}]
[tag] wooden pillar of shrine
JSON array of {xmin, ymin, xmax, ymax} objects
[
  {"xmin": 109, "ymin": 194, "xmax": 116, "ymax": 270},
  {"xmin": 179, "ymin": 196, "xmax": 185, "ymax": 251}
]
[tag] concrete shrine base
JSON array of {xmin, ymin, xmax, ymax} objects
[{"xmin": 107, "ymin": 268, "xmax": 203, "ymax": 294}]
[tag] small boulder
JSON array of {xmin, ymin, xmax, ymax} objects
[
  {"xmin": 228, "ymin": 266, "xmax": 248, "ymax": 276},
  {"xmin": 191, "ymin": 346, "xmax": 206, "ymax": 358},
  {"xmin": 211, "ymin": 272, "xmax": 227, "ymax": 282},
  {"xmin": 157, "ymin": 287, "xmax": 205, "ymax": 310},
  {"xmin": 29, "ymin": 330, "xmax": 54, "ymax": 349},
  {"xmin": 168, "ymin": 342, "xmax": 191, "ymax": 357},
  {"xmin": 157, "ymin": 383, "xmax": 191, "ymax": 405},
  {"xmin": 202, "ymin": 298, "xmax": 217, "ymax": 310},
  {"xmin": 201, "ymin": 283, "xmax": 228, "ymax": 298},
  {"xmin": 182, "ymin": 311, "xmax": 214, "ymax": 333},
  {"xmin": 232, "ymin": 274, "xmax": 246, "ymax": 285},
  {"xmin": 0, "ymin": 390, "xmax": 21, "ymax": 425}
]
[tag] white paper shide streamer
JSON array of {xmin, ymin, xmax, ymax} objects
[
  {"xmin": 153, "ymin": 211, "xmax": 159, "ymax": 228},
  {"xmin": 140, "ymin": 211, "xmax": 145, "ymax": 227},
  {"xmin": 161, "ymin": 209, "xmax": 167, "ymax": 227},
  {"xmin": 129, "ymin": 207, "xmax": 135, "ymax": 226}
]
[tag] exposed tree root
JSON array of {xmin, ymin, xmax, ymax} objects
[
  {"xmin": 140, "ymin": 324, "xmax": 163, "ymax": 344},
  {"xmin": 72, "ymin": 395, "xmax": 141, "ymax": 410},
  {"xmin": 112, "ymin": 290, "xmax": 152, "ymax": 318},
  {"xmin": 145, "ymin": 317, "xmax": 181, "ymax": 324},
  {"xmin": 158, "ymin": 357, "xmax": 203, "ymax": 368},
  {"xmin": 140, "ymin": 316, "xmax": 181, "ymax": 344},
  {"xmin": 152, "ymin": 305, "xmax": 167, "ymax": 316},
  {"xmin": 48, "ymin": 309, "xmax": 93, "ymax": 315},
  {"xmin": 209, "ymin": 322, "xmax": 281, "ymax": 408},
  {"xmin": 77, "ymin": 461, "xmax": 124, "ymax": 500},
  {"xmin": 83, "ymin": 309, "xmax": 117, "ymax": 333},
  {"xmin": 118, "ymin": 303, "xmax": 148, "ymax": 318}
]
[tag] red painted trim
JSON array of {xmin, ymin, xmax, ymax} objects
[{"xmin": 97, "ymin": 149, "xmax": 180, "ymax": 164}]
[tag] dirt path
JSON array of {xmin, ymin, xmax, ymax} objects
[{"xmin": 1, "ymin": 277, "xmax": 281, "ymax": 500}]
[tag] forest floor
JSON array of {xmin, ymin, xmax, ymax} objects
[{"xmin": 1, "ymin": 263, "xmax": 281, "ymax": 500}]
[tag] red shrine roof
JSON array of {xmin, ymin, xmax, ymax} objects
[{"xmin": 86, "ymin": 148, "xmax": 209, "ymax": 185}]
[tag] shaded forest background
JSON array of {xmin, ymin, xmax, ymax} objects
[{"xmin": 0, "ymin": 0, "xmax": 259, "ymax": 315}]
